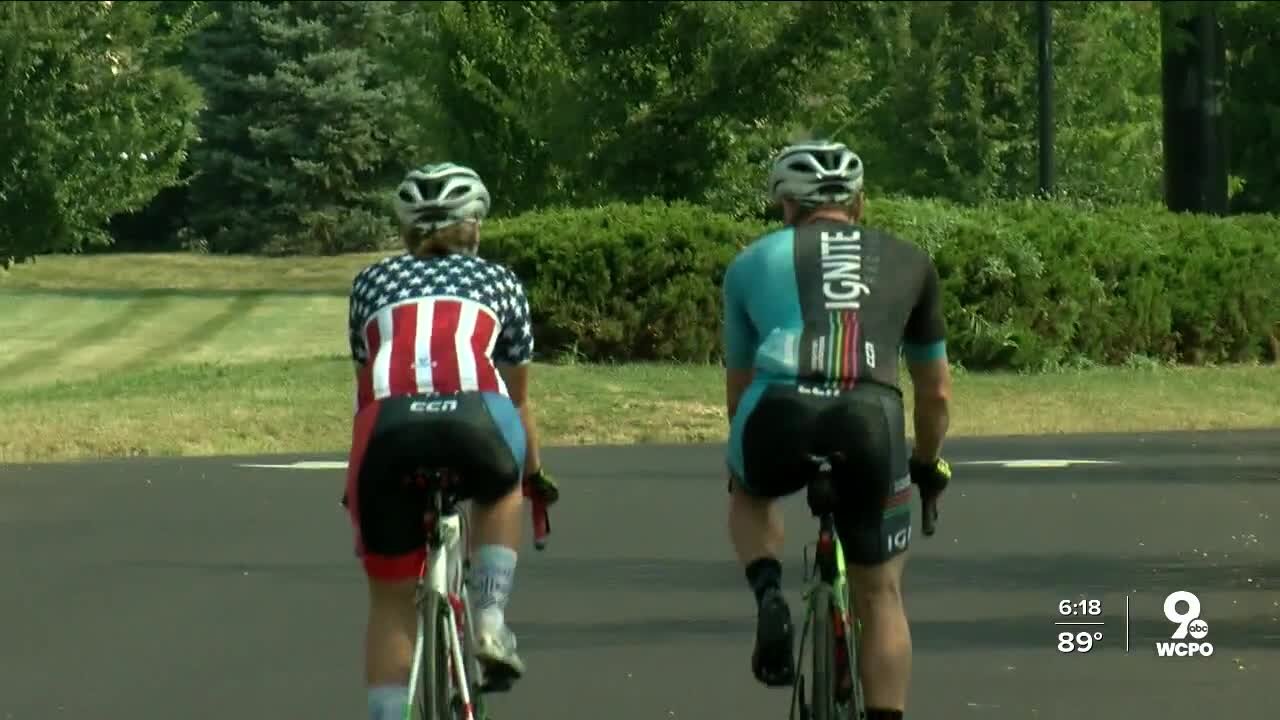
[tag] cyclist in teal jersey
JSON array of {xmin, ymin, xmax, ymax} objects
[{"xmin": 721, "ymin": 141, "xmax": 954, "ymax": 720}]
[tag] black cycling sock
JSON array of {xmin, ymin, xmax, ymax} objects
[
  {"xmin": 865, "ymin": 709, "xmax": 904, "ymax": 720},
  {"xmin": 744, "ymin": 557, "xmax": 782, "ymax": 606}
]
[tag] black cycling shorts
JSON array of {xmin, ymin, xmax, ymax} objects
[
  {"xmin": 731, "ymin": 382, "xmax": 914, "ymax": 566},
  {"xmin": 344, "ymin": 391, "xmax": 526, "ymax": 580}
]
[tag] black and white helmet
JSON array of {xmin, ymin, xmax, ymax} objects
[
  {"xmin": 394, "ymin": 163, "xmax": 491, "ymax": 232},
  {"xmin": 766, "ymin": 141, "xmax": 864, "ymax": 207}
]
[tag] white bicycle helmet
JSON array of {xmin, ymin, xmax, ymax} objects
[
  {"xmin": 393, "ymin": 162, "xmax": 491, "ymax": 232},
  {"xmin": 766, "ymin": 141, "xmax": 864, "ymax": 207}
]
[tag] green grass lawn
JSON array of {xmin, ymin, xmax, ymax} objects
[
  {"xmin": 1, "ymin": 251, "xmax": 380, "ymax": 292},
  {"xmin": 2, "ymin": 252, "xmax": 1277, "ymax": 463}
]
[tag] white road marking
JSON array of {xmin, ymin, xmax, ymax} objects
[
  {"xmin": 236, "ymin": 458, "xmax": 1118, "ymax": 472},
  {"xmin": 239, "ymin": 461, "xmax": 348, "ymax": 470},
  {"xmin": 954, "ymin": 459, "xmax": 1117, "ymax": 469}
]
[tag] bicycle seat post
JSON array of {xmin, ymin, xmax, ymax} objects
[
  {"xmin": 805, "ymin": 455, "xmax": 838, "ymax": 519},
  {"xmin": 806, "ymin": 454, "xmax": 841, "ymax": 584},
  {"xmin": 417, "ymin": 467, "xmax": 450, "ymax": 549}
]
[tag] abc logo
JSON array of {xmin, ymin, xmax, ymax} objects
[{"xmin": 1188, "ymin": 619, "xmax": 1209, "ymax": 640}]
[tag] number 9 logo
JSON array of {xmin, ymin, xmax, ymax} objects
[{"xmin": 1163, "ymin": 590, "xmax": 1201, "ymax": 639}]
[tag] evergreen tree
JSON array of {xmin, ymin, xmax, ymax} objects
[{"xmin": 184, "ymin": 1, "xmax": 427, "ymax": 254}]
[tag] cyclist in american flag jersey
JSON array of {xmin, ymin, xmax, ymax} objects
[
  {"xmin": 347, "ymin": 244, "xmax": 534, "ymax": 403},
  {"xmin": 344, "ymin": 163, "xmax": 554, "ymax": 720}
]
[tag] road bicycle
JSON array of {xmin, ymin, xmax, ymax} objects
[
  {"xmin": 789, "ymin": 453, "xmax": 861, "ymax": 720},
  {"xmin": 789, "ymin": 453, "xmax": 943, "ymax": 720},
  {"xmin": 405, "ymin": 470, "xmax": 556, "ymax": 720}
]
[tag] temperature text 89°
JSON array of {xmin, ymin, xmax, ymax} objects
[{"xmin": 1058, "ymin": 630, "xmax": 1102, "ymax": 653}]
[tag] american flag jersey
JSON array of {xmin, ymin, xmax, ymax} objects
[{"xmin": 347, "ymin": 252, "xmax": 534, "ymax": 413}]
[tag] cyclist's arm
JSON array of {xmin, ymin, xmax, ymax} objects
[
  {"xmin": 496, "ymin": 274, "xmax": 542, "ymax": 477},
  {"xmin": 725, "ymin": 368, "xmax": 754, "ymax": 422},
  {"xmin": 902, "ymin": 258, "xmax": 951, "ymax": 463},
  {"xmin": 498, "ymin": 363, "xmax": 542, "ymax": 477},
  {"xmin": 347, "ymin": 276, "xmax": 368, "ymax": 409},
  {"xmin": 722, "ymin": 257, "xmax": 757, "ymax": 422}
]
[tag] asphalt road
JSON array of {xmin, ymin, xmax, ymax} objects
[{"xmin": 3, "ymin": 429, "xmax": 1278, "ymax": 720}]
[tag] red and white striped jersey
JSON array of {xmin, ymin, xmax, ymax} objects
[{"xmin": 347, "ymin": 253, "xmax": 534, "ymax": 413}]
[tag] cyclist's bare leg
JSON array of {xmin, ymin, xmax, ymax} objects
[
  {"xmin": 729, "ymin": 478, "xmax": 794, "ymax": 685},
  {"xmin": 365, "ymin": 576, "xmax": 417, "ymax": 717},
  {"xmin": 470, "ymin": 482, "xmax": 523, "ymax": 548},
  {"xmin": 467, "ymin": 481, "xmax": 526, "ymax": 678},
  {"xmin": 729, "ymin": 480, "xmax": 785, "ymax": 563},
  {"xmin": 848, "ymin": 552, "xmax": 912, "ymax": 712}
]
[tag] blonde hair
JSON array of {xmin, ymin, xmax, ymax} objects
[
  {"xmin": 403, "ymin": 221, "xmax": 480, "ymax": 258},
  {"xmin": 790, "ymin": 192, "xmax": 865, "ymax": 225}
]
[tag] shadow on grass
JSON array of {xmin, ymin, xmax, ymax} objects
[
  {"xmin": 0, "ymin": 294, "xmax": 175, "ymax": 382},
  {"xmin": 114, "ymin": 293, "xmax": 268, "ymax": 373},
  {"xmin": 0, "ymin": 287, "xmax": 346, "ymax": 299}
]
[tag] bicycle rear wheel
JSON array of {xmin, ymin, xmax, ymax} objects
[
  {"xmin": 845, "ymin": 583, "xmax": 865, "ymax": 720},
  {"xmin": 413, "ymin": 589, "xmax": 453, "ymax": 720},
  {"xmin": 808, "ymin": 585, "xmax": 838, "ymax": 720}
]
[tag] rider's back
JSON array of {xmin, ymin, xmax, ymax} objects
[
  {"xmin": 348, "ymin": 251, "xmax": 532, "ymax": 411},
  {"xmin": 724, "ymin": 219, "xmax": 941, "ymax": 392}
]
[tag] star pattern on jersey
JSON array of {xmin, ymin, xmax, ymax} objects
[{"xmin": 348, "ymin": 253, "xmax": 533, "ymax": 365}]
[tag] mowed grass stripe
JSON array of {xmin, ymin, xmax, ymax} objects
[
  {"xmin": 167, "ymin": 294, "xmax": 348, "ymax": 365},
  {"xmin": 114, "ymin": 293, "xmax": 267, "ymax": 373},
  {"xmin": 1, "ymin": 293, "xmax": 349, "ymax": 389},
  {"xmin": 0, "ymin": 294, "xmax": 175, "ymax": 386},
  {"xmin": 22, "ymin": 295, "xmax": 187, "ymax": 385},
  {"xmin": 0, "ymin": 252, "xmax": 378, "ymax": 292},
  {"xmin": 0, "ymin": 295, "xmax": 99, "ymax": 365},
  {"xmin": 0, "ymin": 287, "xmax": 347, "ymax": 299}
]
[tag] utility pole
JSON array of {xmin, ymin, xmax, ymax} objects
[
  {"xmin": 1161, "ymin": 3, "xmax": 1228, "ymax": 215},
  {"xmin": 1036, "ymin": 0, "xmax": 1055, "ymax": 196}
]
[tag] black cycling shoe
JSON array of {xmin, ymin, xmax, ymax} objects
[{"xmin": 751, "ymin": 587, "xmax": 796, "ymax": 687}]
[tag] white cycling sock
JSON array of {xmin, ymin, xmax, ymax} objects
[
  {"xmin": 367, "ymin": 684, "xmax": 407, "ymax": 720},
  {"xmin": 468, "ymin": 544, "xmax": 518, "ymax": 633}
]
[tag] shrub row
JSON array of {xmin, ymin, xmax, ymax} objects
[{"xmin": 482, "ymin": 199, "xmax": 1280, "ymax": 370}]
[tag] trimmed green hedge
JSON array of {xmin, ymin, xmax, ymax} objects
[{"xmin": 483, "ymin": 199, "xmax": 1280, "ymax": 369}]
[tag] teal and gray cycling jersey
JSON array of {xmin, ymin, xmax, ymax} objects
[{"xmin": 722, "ymin": 220, "xmax": 947, "ymax": 391}]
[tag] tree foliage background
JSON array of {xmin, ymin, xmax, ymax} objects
[
  {"xmin": 2, "ymin": 0, "xmax": 1279, "ymax": 262},
  {"xmin": 0, "ymin": 0, "xmax": 203, "ymax": 266}
]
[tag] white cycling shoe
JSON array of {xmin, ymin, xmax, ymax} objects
[{"xmin": 474, "ymin": 623, "xmax": 525, "ymax": 691}]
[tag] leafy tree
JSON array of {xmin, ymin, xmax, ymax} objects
[
  {"xmin": 84, "ymin": 0, "xmax": 1277, "ymax": 262},
  {"xmin": 183, "ymin": 1, "xmax": 428, "ymax": 254},
  {"xmin": 0, "ymin": 0, "xmax": 203, "ymax": 266},
  {"xmin": 1051, "ymin": 1, "xmax": 1164, "ymax": 205},
  {"xmin": 403, "ymin": 1, "xmax": 878, "ymax": 218},
  {"xmin": 567, "ymin": 1, "xmax": 881, "ymax": 217},
  {"xmin": 387, "ymin": 1, "xmax": 578, "ymax": 215},
  {"xmin": 1220, "ymin": 1, "xmax": 1280, "ymax": 212},
  {"xmin": 841, "ymin": 1, "xmax": 1164, "ymax": 205},
  {"xmin": 402, "ymin": 1, "xmax": 1176, "ymax": 217}
]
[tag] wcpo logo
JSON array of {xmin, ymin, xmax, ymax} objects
[{"xmin": 1155, "ymin": 590, "xmax": 1214, "ymax": 658}]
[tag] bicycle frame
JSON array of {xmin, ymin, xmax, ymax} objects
[
  {"xmin": 402, "ymin": 474, "xmax": 552, "ymax": 720},
  {"xmin": 406, "ymin": 486, "xmax": 478, "ymax": 720},
  {"xmin": 792, "ymin": 459, "xmax": 865, "ymax": 720},
  {"xmin": 790, "ymin": 451, "xmax": 943, "ymax": 720},
  {"xmin": 816, "ymin": 517, "xmax": 865, "ymax": 717}
]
